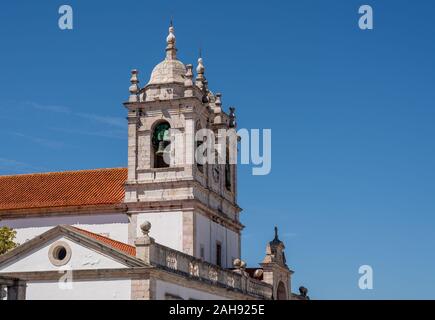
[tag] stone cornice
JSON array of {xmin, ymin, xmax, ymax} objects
[
  {"xmin": 125, "ymin": 198, "xmax": 244, "ymax": 232},
  {"xmin": 260, "ymin": 262, "xmax": 294, "ymax": 275},
  {"xmin": 124, "ymin": 98, "xmax": 211, "ymax": 120},
  {"xmin": 124, "ymin": 178, "xmax": 242, "ymax": 214},
  {"xmin": 0, "ymin": 268, "xmax": 152, "ymax": 281},
  {"xmin": 124, "ymin": 96, "xmax": 203, "ymax": 110},
  {"xmin": 0, "ymin": 203, "xmax": 127, "ymax": 220}
]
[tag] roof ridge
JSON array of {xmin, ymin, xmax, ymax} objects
[
  {"xmin": 70, "ymin": 226, "xmax": 136, "ymax": 256},
  {"xmin": 0, "ymin": 167, "xmax": 127, "ymax": 178},
  {"xmin": 71, "ymin": 226, "xmax": 134, "ymax": 247}
]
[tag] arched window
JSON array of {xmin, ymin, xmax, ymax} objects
[
  {"xmin": 152, "ymin": 121, "xmax": 171, "ymax": 168},
  {"xmin": 276, "ymin": 281, "xmax": 287, "ymax": 300},
  {"xmin": 213, "ymin": 150, "xmax": 220, "ymax": 183},
  {"xmin": 225, "ymin": 147, "xmax": 231, "ymax": 191},
  {"xmin": 195, "ymin": 121, "xmax": 204, "ymax": 173}
]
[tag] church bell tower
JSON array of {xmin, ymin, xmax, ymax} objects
[{"xmin": 123, "ymin": 23, "xmax": 242, "ymax": 268}]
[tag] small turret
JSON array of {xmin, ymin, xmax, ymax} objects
[{"xmin": 260, "ymin": 227, "xmax": 293, "ymax": 300}]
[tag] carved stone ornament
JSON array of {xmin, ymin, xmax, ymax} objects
[{"xmin": 166, "ymin": 252, "xmax": 178, "ymax": 270}]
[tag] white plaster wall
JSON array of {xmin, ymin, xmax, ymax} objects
[
  {"xmin": 0, "ymin": 213, "xmax": 129, "ymax": 244},
  {"xmin": 196, "ymin": 213, "xmax": 211, "ymax": 261},
  {"xmin": 0, "ymin": 236, "xmax": 128, "ymax": 273},
  {"xmin": 25, "ymin": 279, "xmax": 131, "ymax": 300},
  {"xmin": 225, "ymin": 228, "xmax": 239, "ymax": 267},
  {"xmin": 195, "ymin": 213, "xmax": 239, "ymax": 268},
  {"xmin": 136, "ymin": 211, "xmax": 183, "ymax": 251},
  {"xmin": 155, "ymin": 279, "xmax": 228, "ymax": 300}
]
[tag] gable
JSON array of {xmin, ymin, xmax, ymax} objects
[{"xmin": 0, "ymin": 235, "xmax": 130, "ymax": 273}]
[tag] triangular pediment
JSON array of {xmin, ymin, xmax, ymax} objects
[{"xmin": 0, "ymin": 225, "xmax": 145, "ymax": 273}]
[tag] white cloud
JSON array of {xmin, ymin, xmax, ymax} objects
[
  {"xmin": 28, "ymin": 101, "xmax": 125, "ymax": 128},
  {"xmin": 0, "ymin": 157, "xmax": 47, "ymax": 173},
  {"xmin": 26, "ymin": 101, "xmax": 72, "ymax": 114},
  {"xmin": 75, "ymin": 112, "xmax": 125, "ymax": 128},
  {"xmin": 50, "ymin": 127, "xmax": 125, "ymax": 139},
  {"xmin": 11, "ymin": 132, "xmax": 64, "ymax": 149}
]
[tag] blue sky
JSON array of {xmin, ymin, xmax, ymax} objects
[{"xmin": 1, "ymin": 0, "xmax": 435, "ymax": 299}]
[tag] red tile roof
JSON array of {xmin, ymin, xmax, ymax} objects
[
  {"xmin": 71, "ymin": 226, "xmax": 136, "ymax": 257},
  {"xmin": 0, "ymin": 168, "xmax": 127, "ymax": 211}
]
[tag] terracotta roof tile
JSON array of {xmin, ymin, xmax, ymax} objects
[
  {"xmin": 0, "ymin": 168, "xmax": 127, "ymax": 211},
  {"xmin": 71, "ymin": 226, "xmax": 136, "ymax": 257}
]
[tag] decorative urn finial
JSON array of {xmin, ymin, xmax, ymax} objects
[
  {"xmin": 129, "ymin": 69, "xmax": 139, "ymax": 102},
  {"xmin": 184, "ymin": 64, "xmax": 193, "ymax": 86},
  {"xmin": 165, "ymin": 22, "xmax": 177, "ymax": 60},
  {"xmin": 196, "ymin": 57, "xmax": 205, "ymax": 79},
  {"xmin": 140, "ymin": 221, "xmax": 151, "ymax": 236},
  {"xmin": 233, "ymin": 258, "xmax": 242, "ymax": 268}
]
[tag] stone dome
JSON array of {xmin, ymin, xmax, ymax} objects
[
  {"xmin": 146, "ymin": 24, "xmax": 186, "ymax": 86},
  {"xmin": 148, "ymin": 58, "xmax": 186, "ymax": 85}
]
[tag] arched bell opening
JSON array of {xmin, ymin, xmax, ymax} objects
[
  {"xmin": 152, "ymin": 121, "xmax": 171, "ymax": 168},
  {"xmin": 195, "ymin": 120, "xmax": 204, "ymax": 173}
]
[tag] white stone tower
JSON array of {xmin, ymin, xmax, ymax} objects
[
  {"xmin": 123, "ymin": 23, "xmax": 242, "ymax": 268},
  {"xmin": 260, "ymin": 227, "xmax": 294, "ymax": 300}
]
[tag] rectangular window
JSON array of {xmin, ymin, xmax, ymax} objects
[{"xmin": 216, "ymin": 242, "xmax": 222, "ymax": 267}]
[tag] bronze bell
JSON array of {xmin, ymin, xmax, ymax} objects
[{"xmin": 155, "ymin": 140, "xmax": 167, "ymax": 156}]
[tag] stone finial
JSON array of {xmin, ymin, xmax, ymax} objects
[
  {"xmin": 140, "ymin": 221, "xmax": 151, "ymax": 236},
  {"xmin": 215, "ymin": 93, "xmax": 222, "ymax": 107},
  {"xmin": 254, "ymin": 269, "xmax": 264, "ymax": 279},
  {"xmin": 233, "ymin": 259, "xmax": 248, "ymax": 277},
  {"xmin": 240, "ymin": 260, "xmax": 246, "ymax": 269},
  {"xmin": 184, "ymin": 64, "xmax": 194, "ymax": 97},
  {"xmin": 129, "ymin": 69, "xmax": 140, "ymax": 102},
  {"xmin": 135, "ymin": 221, "xmax": 154, "ymax": 263},
  {"xmin": 212, "ymin": 93, "xmax": 223, "ymax": 124},
  {"xmin": 184, "ymin": 64, "xmax": 193, "ymax": 87},
  {"xmin": 166, "ymin": 26, "xmax": 175, "ymax": 46},
  {"xmin": 195, "ymin": 57, "xmax": 205, "ymax": 89},
  {"xmin": 233, "ymin": 258, "xmax": 242, "ymax": 268},
  {"xmin": 270, "ymin": 226, "xmax": 283, "ymax": 246},
  {"xmin": 196, "ymin": 57, "xmax": 205, "ymax": 77},
  {"xmin": 262, "ymin": 226, "xmax": 287, "ymax": 266},
  {"xmin": 202, "ymin": 80, "xmax": 210, "ymax": 103},
  {"xmin": 299, "ymin": 286, "xmax": 308, "ymax": 297},
  {"xmin": 165, "ymin": 23, "xmax": 177, "ymax": 60},
  {"xmin": 298, "ymin": 286, "xmax": 310, "ymax": 300}
]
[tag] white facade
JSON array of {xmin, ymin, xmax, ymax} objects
[
  {"xmin": 135, "ymin": 211, "xmax": 183, "ymax": 251},
  {"xmin": 155, "ymin": 280, "xmax": 228, "ymax": 300},
  {"xmin": 195, "ymin": 212, "xmax": 239, "ymax": 268},
  {"xmin": 0, "ymin": 226, "xmax": 271, "ymax": 300},
  {"xmin": 1, "ymin": 213, "xmax": 129, "ymax": 245},
  {"xmin": 25, "ymin": 279, "xmax": 132, "ymax": 300}
]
